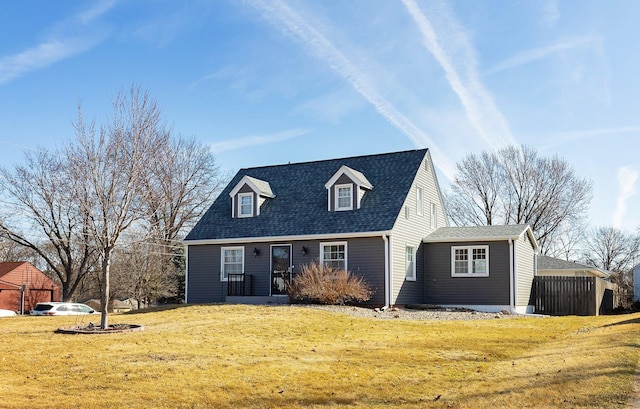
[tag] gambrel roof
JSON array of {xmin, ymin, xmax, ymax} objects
[{"xmin": 186, "ymin": 149, "xmax": 431, "ymax": 242}]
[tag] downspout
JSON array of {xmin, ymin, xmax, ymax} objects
[
  {"xmin": 184, "ymin": 245, "xmax": 189, "ymax": 304},
  {"xmin": 509, "ymin": 238, "xmax": 515, "ymax": 313},
  {"xmin": 382, "ymin": 234, "xmax": 390, "ymax": 310},
  {"xmin": 389, "ymin": 235, "xmax": 394, "ymax": 308}
]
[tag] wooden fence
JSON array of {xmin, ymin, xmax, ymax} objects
[{"xmin": 532, "ymin": 276, "xmax": 616, "ymax": 316}]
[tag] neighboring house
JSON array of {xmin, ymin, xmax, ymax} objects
[
  {"xmin": 537, "ymin": 255, "xmax": 611, "ymax": 279},
  {"xmin": 534, "ymin": 255, "xmax": 616, "ymax": 315},
  {"xmin": 185, "ymin": 149, "xmax": 538, "ymax": 313},
  {"xmin": 0, "ymin": 262, "xmax": 59, "ymax": 314}
]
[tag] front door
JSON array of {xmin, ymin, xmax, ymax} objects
[{"xmin": 271, "ymin": 245, "xmax": 292, "ymax": 295}]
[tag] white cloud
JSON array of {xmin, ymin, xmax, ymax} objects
[
  {"xmin": 486, "ymin": 37, "xmax": 599, "ymax": 75},
  {"xmin": 210, "ymin": 128, "xmax": 310, "ymax": 153},
  {"xmin": 0, "ymin": 1, "xmax": 114, "ymax": 85},
  {"xmin": 247, "ymin": 0, "xmax": 457, "ymax": 180},
  {"xmin": 541, "ymin": 126, "xmax": 640, "ymax": 150},
  {"xmin": 402, "ymin": 0, "xmax": 517, "ymax": 151},
  {"xmin": 540, "ymin": 0, "xmax": 560, "ymax": 28},
  {"xmin": 612, "ymin": 167, "xmax": 639, "ymax": 229}
]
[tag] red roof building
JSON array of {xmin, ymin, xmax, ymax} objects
[{"xmin": 0, "ymin": 262, "xmax": 60, "ymax": 314}]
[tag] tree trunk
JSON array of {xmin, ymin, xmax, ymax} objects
[{"xmin": 100, "ymin": 252, "xmax": 111, "ymax": 329}]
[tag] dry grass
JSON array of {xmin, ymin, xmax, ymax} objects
[{"xmin": 1, "ymin": 305, "xmax": 639, "ymax": 408}]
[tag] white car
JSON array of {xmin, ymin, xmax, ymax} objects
[
  {"xmin": 31, "ymin": 302, "xmax": 97, "ymax": 316},
  {"xmin": 0, "ymin": 309, "xmax": 17, "ymax": 317}
]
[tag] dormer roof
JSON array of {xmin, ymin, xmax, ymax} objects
[
  {"xmin": 324, "ymin": 165, "xmax": 373, "ymax": 190},
  {"xmin": 229, "ymin": 175, "xmax": 275, "ymax": 198}
]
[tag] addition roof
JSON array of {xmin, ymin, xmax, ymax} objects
[
  {"xmin": 185, "ymin": 149, "xmax": 429, "ymax": 242},
  {"xmin": 424, "ymin": 224, "xmax": 537, "ymax": 249}
]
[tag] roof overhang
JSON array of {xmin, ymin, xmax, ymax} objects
[{"xmin": 184, "ymin": 230, "xmax": 392, "ymax": 246}]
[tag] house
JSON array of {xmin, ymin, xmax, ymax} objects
[
  {"xmin": 537, "ymin": 255, "xmax": 611, "ymax": 279},
  {"xmin": 0, "ymin": 262, "xmax": 59, "ymax": 314},
  {"xmin": 184, "ymin": 149, "xmax": 538, "ymax": 313}
]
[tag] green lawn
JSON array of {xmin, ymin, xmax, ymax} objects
[{"xmin": 1, "ymin": 305, "xmax": 639, "ymax": 408}]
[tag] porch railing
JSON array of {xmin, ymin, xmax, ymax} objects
[{"xmin": 227, "ymin": 274, "xmax": 252, "ymax": 296}]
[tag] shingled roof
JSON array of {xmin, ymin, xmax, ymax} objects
[
  {"xmin": 185, "ymin": 149, "xmax": 429, "ymax": 241},
  {"xmin": 423, "ymin": 224, "xmax": 537, "ymax": 249}
]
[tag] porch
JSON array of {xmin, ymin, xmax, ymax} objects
[{"xmin": 226, "ymin": 273, "xmax": 291, "ymax": 305}]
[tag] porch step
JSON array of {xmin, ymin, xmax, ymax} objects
[{"xmin": 225, "ymin": 296, "xmax": 290, "ymax": 305}]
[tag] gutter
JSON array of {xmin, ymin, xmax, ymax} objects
[{"xmin": 185, "ymin": 230, "xmax": 392, "ymax": 246}]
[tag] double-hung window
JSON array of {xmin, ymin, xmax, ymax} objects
[
  {"xmin": 335, "ymin": 184, "xmax": 353, "ymax": 211},
  {"xmin": 451, "ymin": 245, "xmax": 489, "ymax": 277},
  {"xmin": 238, "ymin": 193, "xmax": 253, "ymax": 217},
  {"xmin": 221, "ymin": 247, "xmax": 244, "ymax": 281},
  {"xmin": 321, "ymin": 242, "xmax": 347, "ymax": 270},
  {"xmin": 405, "ymin": 246, "xmax": 416, "ymax": 281}
]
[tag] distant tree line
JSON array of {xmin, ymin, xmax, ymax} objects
[
  {"xmin": 0, "ymin": 85, "xmax": 226, "ymax": 328},
  {"xmin": 447, "ymin": 144, "xmax": 640, "ymax": 302}
]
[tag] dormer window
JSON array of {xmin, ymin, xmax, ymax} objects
[
  {"xmin": 238, "ymin": 193, "xmax": 253, "ymax": 217},
  {"xmin": 229, "ymin": 175, "xmax": 275, "ymax": 218},
  {"xmin": 325, "ymin": 165, "xmax": 372, "ymax": 212},
  {"xmin": 336, "ymin": 184, "xmax": 353, "ymax": 211}
]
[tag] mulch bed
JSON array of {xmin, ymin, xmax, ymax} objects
[{"xmin": 55, "ymin": 323, "xmax": 144, "ymax": 334}]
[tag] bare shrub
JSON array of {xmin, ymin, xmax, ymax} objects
[{"xmin": 288, "ymin": 260, "xmax": 373, "ymax": 305}]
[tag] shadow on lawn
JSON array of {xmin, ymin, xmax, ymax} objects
[
  {"xmin": 602, "ymin": 317, "xmax": 640, "ymax": 328},
  {"xmin": 122, "ymin": 303, "xmax": 197, "ymax": 315}
]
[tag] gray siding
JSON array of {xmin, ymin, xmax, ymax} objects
[
  {"xmin": 423, "ymin": 241, "xmax": 511, "ymax": 305},
  {"xmin": 187, "ymin": 236, "xmax": 386, "ymax": 305},
  {"xmin": 390, "ymin": 152, "xmax": 447, "ymax": 305},
  {"xmin": 515, "ymin": 234, "xmax": 536, "ymax": 306},
  {"xmin": 186, "ymin": 244, "xmax": 225, "ymax": 303}
]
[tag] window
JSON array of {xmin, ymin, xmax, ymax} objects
[
  {"xmin": 335, "ymin": 184, "xmax": 353, "ymax": 211},
  {"xmin": 405, "ymin": 246, "xmax": 416, "ymax": 281},
  {"xmin": 451, "ymin": 245, "xmax": 489, "ymax": 277},
  {"xmin": 238, "ymin": 193, "xmax": 253, "ymax": 217},
  {"xmin": 416, "ymin": 187, "xmax": 423, "ymax": 216},
  {"xmin": 430, "ymin": 202, "xmax": 437, "ymax": 229},
  {"xmin": 221, "ymin": 247, "xmax": 244, "ymax": 281},
  {"xmin": 320, "ymin": 242, "xmax": 347, "ymax": 270}
]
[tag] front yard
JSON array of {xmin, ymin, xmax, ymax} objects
[{"xmin": 1, "ymin": 305, "xmax": 638, "ymax": 408}]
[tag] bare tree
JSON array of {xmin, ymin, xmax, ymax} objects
[
  {"xmin": 69, "ymin": 86, "xmax": 166, "ymax": 329},
  {"xmin": 447, "ymin": 145, "xmax": 593, "ymax": 252},
  {"xmin": 0, "ymin": 150, "xmax": 97, "ymax": 301},
  {"xmin": 582, "ymin": 226, "xmax": 640, "ymax": 307},
  {"xmin": 582, "ymin": 226, "xmax": 640, "ymax": 273}
]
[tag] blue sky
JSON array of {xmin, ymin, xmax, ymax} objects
[{"xmin": 0, "ymin": 0, "xmax": 638, "ymax": 232}]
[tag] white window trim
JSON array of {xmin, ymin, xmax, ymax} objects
[
  {"xmin": 430, "ymin": 202, "xmax": 437, "ymax": 229},
  {"xmin": 220, "ymin": 246, "xmax": 244, "ymax": 282},
  {"xmin": 416, "ymin": 187, "xmax": 423, "ymax": 216},
  {"xmin": 335, "ymin": 184, "xmax": 353, "ymax": 211},
  {"xmin": 238, "ymin": 193, "xmax": 253, "ymax": 218},
  {"xmin": 451, "ymin": 245, "xmax": 489, "ymax": 277},
  {"xmin": 320, "ymin": 241, "xmax": 348, "ymax": 271},
  {"xmin": 405, "ymin": 245, "xmax": 416, "ymax": 281}
]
